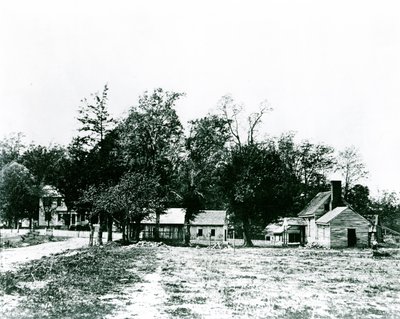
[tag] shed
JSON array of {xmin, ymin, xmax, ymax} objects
[
  {"xmin": 316, "ymin": 206, "xmax": 370, "ymax": 248},
  {"xmin": 265, "ymin": 217, "xmax": 307, "ymax": 245},
  {"xmin": 191, "ymin": 210, "xmax": 227, "ymax": 242}
]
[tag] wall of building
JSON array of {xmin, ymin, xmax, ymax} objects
[
  {"xmin": 38, "ymin": 197, "xmax": 79, "ymax": 227},
  {"xmin": 329, "ymin": 208, "xmax": 370, "ymax": 248},
  {"xmin": 141, "ymin": 224, "xmax": 183, "ymax": 240},
  {"xmin": 190, "ymin": 225, "xmax": 226, "ymax": 242},
  {"xmin": 305, "ymin": 217, "xmax": 317, "ymax": 243},
  {"xmin": 316, "ymin": 224, "xmax": 331, "ymax": 248}
]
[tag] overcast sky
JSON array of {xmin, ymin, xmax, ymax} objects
[{"xmin": 1, "ymin": 0, "xmax": 399, "ymax": 195}]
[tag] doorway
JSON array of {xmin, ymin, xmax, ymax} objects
[{"xmin": 348, "ymin": 228, "xmax": 357, "ymax": 247}]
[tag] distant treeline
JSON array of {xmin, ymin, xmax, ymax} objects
[{"xmin": 1, "ymin": 86, "xmax": 399, "ymax": 245}]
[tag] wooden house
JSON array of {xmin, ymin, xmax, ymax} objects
[
  {"xmin": 315, "ymin": 206, "xmax": 370, "ymax": 248},
  {"xmin": 297, "ymin": 190, "xmax": 331, "ymax": 244},
  {"xmin": 141, "ymin": 208, "xmax": 185, "ymax": 240},
  {"xmin": 38, "ymin": 186, "xmax": 82, "ymax": 228},
  {"xmin": 190, "ymin": 210, "xmax": 228, "ymax": 243},
  {"xmin": 265, "ymin": 180, "xmax": 374, "ymax": 248},
  {"xmin": 140, "ymin": 208, "xmax": 228, "ymax": 243},
  {"xmin": 298, "ymin": 181, "xmax": 371, "ymax": 248},
  {"xmin": 264, "ymin": 217, "xmax": 307, "ymax": 245}
]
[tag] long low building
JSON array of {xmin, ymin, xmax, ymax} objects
[{"xmin": 140, "ymin": 208, "xmax": 228, "ymax": 243}]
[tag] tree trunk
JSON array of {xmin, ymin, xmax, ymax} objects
[
  {"xmin": 184, "ymin": 215, "xmax": 191, "ymax": 246},
  {"xmin": 97, "ymin": 214, "xmax": 103, "ymax": 246},
  {"xmin": 154, "ymin": 210, "xmax": 160, "ymax": 241},
  {"xmin": 242, "ymin": 217, "xmax": 254, "ymax": 247},
  {"xmin": 127, "ymin": 223, "xmax": 131, "ymax": 242},
  {"xmin": 107, "ymin": 215, "xmax": 113, "ymax": 242},
  {"xmin": 89, "ymin": 223, "xmax": 94, "ymax": 247},
  {"xmin": 122, "ymin": 223, "xmax": 126, "ymax": 243},
  {"xmin": 134, "ymin": 220, "xmax": 141, "ymax": 242}
]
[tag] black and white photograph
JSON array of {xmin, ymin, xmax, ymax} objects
[{"xmin": 1, "ymin": 1, "xmax": 400, "ymax": 318}]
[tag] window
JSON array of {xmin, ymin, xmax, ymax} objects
[
  {"xmin": 211, "ymin": 229, "xmax": 216, "ymax": 237},
  {"xmin": 57, "ymin": 198, "xmax": 62, "ymax": 206},
  {"xmin": 266, "ymin": 236, "xmax": 271, "ymax": 241},
  {"xmin": 197, "ymin": 229, "xmax": 203, "ymax": 236}
]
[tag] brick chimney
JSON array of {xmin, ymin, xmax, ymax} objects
[{"xmin": 330, "ymin": 180, "xmax": 343, "ymax": 210}]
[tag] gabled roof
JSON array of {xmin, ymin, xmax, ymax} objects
[
  {"xmin": 265, "ymin": 217, "xmax": 307, "ymax": 234},
  {"xmin": 160, "ymin": 208, "xmax": 185, "ymax": 224},
  {"xmin": 316, "ymin": 206, "xmax": 348, "ymax": 224},
  {"xmin": 298, "ymin": 191, "xmax": 330, "ymax": 217},
  {"xmin": 284, "ymin": 217, "xmax": 307, "ymax": 226},
  {"xmin": 192, "ymin": 210, "xmax": 226, "ymax": 226},
  {"xmin": 143, "ymin": 209, "xmax": 227, "ymax": 226},
  {"xmin": 265, "ymin": 223, "xmax": 284, "ymax": 234}
]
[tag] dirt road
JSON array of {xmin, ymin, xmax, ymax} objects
[{"xmin": 0, "ymin": 237, "xmax": 89, "ymax": 272}]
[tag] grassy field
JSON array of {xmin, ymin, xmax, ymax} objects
[{"xmin": 1, "ymin": 243, "xmax": 399, "ymax": 318}]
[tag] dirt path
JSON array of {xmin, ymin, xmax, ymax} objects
[
  {"xmin": 104, "ymin": 265, "xmax": 168, "ymax": 319},
  {"xmin": 0, "ymin": 237, "xmax": 89, "ymax": 272}
]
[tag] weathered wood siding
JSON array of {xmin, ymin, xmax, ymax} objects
[
  {"xmin": 329, "ymin": 208, "xmax": 370, "ymax": 248},
  {"xmin": 304, "ymin": 201, "xmax": 329, "ymax": 244},
  {"xmin": 190, "ymin": 225, "xmax": 226, "ymax": 242},
  {"xmin": 306, "ymin": 217, "xmax": 317, "ymax": 243},
  {"xmin": 141, "ymin": 224, "xmax": 183, "ymax": 240},
  {"xmin": 316, "ymin": 224, "xmax": 331, "ymax": 248}
]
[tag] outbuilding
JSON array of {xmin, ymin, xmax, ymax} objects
[
  {"xmin": 140, "ymin": 208, "xmax": 227, "ymax": 243},
  {"xmin": 316, "ymin": 206, "xmax": 370, "ymax": 248}
]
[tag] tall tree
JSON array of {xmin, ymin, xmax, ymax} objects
[
  {"xmin": 0, "ymin": 133, "xmax": 25, "ymax": 169},
  {"xmin": 218, "ymin": 94, "xmax": 272, "ymax": 148},
  {"xmin": 119, "ymin": 88, "xmax": 184, "ymax": 170},
  {"xmin": 335, "ymin": 146, "xmax": 368, "ymax": 200},
  {"xmin": 0, "ymin": 162, "xmax": 38, "ymax": 228},
  {"xmin": 276, "ymin": 133, "xmax": 335, "ymax": 210},
  {"xmin": 56, "ymin": 138, "xmax": 90, "ymax": 212},
  {"xmin": 65, "ymin": 85, "xmax": 118, "ymax": 232},
  {"xmin": 220, "ymin": 144, "xmax": 290, "ymax": 246},
  {"xmin": 77, "ymin": 84, "xmax": 116, "ymax": 148},
  {"xmin": 370, "ymin": 191, "xmax": 400, "ymax": 232},
  {"xmin": 346, "ymin": 184, "xmax": 371, "ymax": 215},
  {"xmin": 81, "ymin": 172, "xmax": 164, "ymax": 244},
  {"xmin": 218, "ymin": 95, "xmax": 289, "ymax": 246},
  {"xmin": 119, "ymin": 88, "xmax": 184, "ymax": 239},
  {"xmin": 21, "ymin": 144, "xmax": 66, "ymax": 187},
  {"xmin": 176, "ymin": 115, "xmax": 231, "ymax": 245}
]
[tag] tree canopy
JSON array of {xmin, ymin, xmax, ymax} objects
[{"xmin": 2, "ymin": 86, "xmax": 398, "ymax": 245}]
